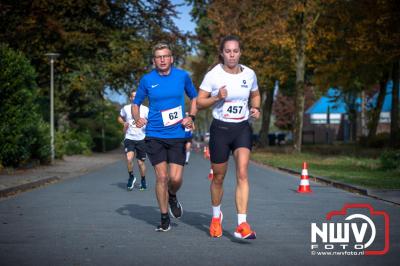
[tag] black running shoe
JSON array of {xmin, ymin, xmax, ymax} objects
[
  {"xmin": 140, "ymin": 179, "xmax": 147, "ymax": 190},
  {"xmin": 168, "ymin": 194, "xmax": 183, "ymax": 218},
  {"xmin": 127, "ymin": 176, "xmax": 136, "ymax": 191},
  {"xmin": 155, "ymin": 218, "xmax": 171, "ymax": 232}
]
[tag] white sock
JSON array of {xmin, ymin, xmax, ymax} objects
[
  {"xmin": 212, "ymin": 205, "xmax": 221, "ymax": 218},
  {"xmin": 186, "ymin": 151, "xmax": 190, "ymax": 162},
  {"xmin": 238, "ymin": 214, "xmax": 247, "ymax": 225}
]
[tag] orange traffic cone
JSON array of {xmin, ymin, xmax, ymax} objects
[
  {"xmin": 203, "ymin": 146, "xmax": 208, "ymax": 159},
  {"xmin": 203, "ymin": 146, "xmax": 210, "ymax": 160},
  {"xmin": 208, "ymin": 168, "xmax": 214, "ymax": 180},
  {"xmin": 297, "ymin": 162, "xmax": 312, "ymax": 193}
]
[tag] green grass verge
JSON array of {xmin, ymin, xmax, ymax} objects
[{"xmin": 251, "ymin": 150, "xmax": 400, "ymax": 189}]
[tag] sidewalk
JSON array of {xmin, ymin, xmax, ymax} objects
[{"xmin": 0, "ymin": 148, "xmax": 122, "ymax": 199}]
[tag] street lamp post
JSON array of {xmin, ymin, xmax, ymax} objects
[{"xmin": 45, "ymin": 53, "xmax": 60, "ymax": 163}]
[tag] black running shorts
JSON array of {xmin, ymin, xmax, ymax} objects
[
  {"xmin": 124, "ymin": 139, "xmax": 147, "ymax": 161},
  {"xmin": 209, "ymin": 119, "xmax": 252, "ymax": 164},
  {"xmin": 145, "ymin": 137, "xmax": 186, "ymax": 166}
]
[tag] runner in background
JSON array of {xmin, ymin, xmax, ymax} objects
[{"xmin": 118, "ymin": 90, "xmax": 149, "ymax": 191}]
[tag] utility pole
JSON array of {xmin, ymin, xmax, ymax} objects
[{"xmin": 45, "ymin": 53, "xmax": 60, "ymax": 163}]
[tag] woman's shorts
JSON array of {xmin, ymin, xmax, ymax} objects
[{"xmin": 209, "ymin": 119, "xmax": 252, "ymax": 164}]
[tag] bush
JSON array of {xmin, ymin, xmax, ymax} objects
[
  {"xmin": 30, "ymin": 121, "xmax": 51, "ymax": 163},
  {"xmin": 359, "ymin": 133, "xmax": 390, "ymax": 148},
  {"xmin": 0, "ymin": 44, "xmax": 51, "ymax": 167},
  {"xmin": 93, "ymin": 135, "xmax": 122, "ymax": 152},
  {"xmin": 74, "ymin": 102, "xmax": 123, "ymax": 152},
  {"xmin": 380, "ymin": 150, "xmax": 400, "ymax": 170},
  {"xmin": 55, "ymin": 129, "xmax": 93, "ymax": 158}
]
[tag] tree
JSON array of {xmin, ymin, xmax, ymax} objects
[
  {"xmin": 311, "ymin": 0, "xmax": 400, "ymax": 144},
  {"xmin": 0, "ymin": 44, "xmax": 50, "ymax": 167},
  {"xmin": 274, "ymin": 84, "xmax": 315, "ymax": 132},
  {"xmin": 1, "ymin": 0, "xmax": 190, "ymax": 152},
  {"xmin": 260, "ymin": 0, "xmax": 322, "ymax": 152},
  {"xmin": 391, "ymin": 60, "xmax": 399, "ymax": 147}
]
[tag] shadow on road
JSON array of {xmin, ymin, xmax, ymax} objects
[
  {"xmin": 116, "ymin": 203, "xmax": 161, "ymax": 228},
  {"xmin": 115, "ymin": 203, "xmax": 252, "ymax": 244},
  {"xmin": 111, "ymin": 182, "xmax": 140, "ymax": 190}
]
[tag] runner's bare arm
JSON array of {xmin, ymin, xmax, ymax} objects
[
  {"xmin": 117, "ymin": 116, "xmax": 129, "ymax": 132},
  {"xmin": 249, "ymin": 90, "xmax": 261, "ymax": 119},
  {"xmin": 196, "ymin": 86, "xmax": 227, "ymax": 110},
  {"xmin": 182, "ymin": 97, "xmax": 198, "ymax": 128},
  {"xmin": 117, "ymin": 116, "xmax": 125, "ymax": 125},
  {"xmin": 189, "ymin": 97, "xmax": 197, "ymax": 117},
  {"xmin": 132, "ymin": 104, "xmax": 147, "ymax": 128}
]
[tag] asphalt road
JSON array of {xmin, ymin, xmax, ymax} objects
[{"xmin": 0, "ymin": 152, "xmax": 399, "ymax": 266}]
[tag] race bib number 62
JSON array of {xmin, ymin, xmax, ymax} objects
[{"xmin": 161, "ymin": 105, "xmax": 183, "ymax": 126}]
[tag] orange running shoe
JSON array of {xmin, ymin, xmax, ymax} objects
[
  {"xmin": 209, "ymin": 212, "xmax": 223, "ymax": 238},
  {"xmin": 234, "ymin": 222, "xmax": 256, "ymax": 240}
]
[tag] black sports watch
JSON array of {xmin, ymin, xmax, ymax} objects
[{"xmin": 188, "ymin": 114, "xmax": 196, "ymax": 122}]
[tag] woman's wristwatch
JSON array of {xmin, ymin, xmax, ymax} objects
[{"xmin": 188, "ymin": 114, "xmax": 196, "ymax": 121}]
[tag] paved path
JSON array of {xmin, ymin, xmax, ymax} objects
[
  {"xmin": 0, "ymin": 149, "xmax": 122, "ymax": 197},
  {"xmin": 0, "ymin": 151, "xmax": 399, "ymax": 265}
]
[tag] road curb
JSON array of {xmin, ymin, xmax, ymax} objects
[{"xmin": 0, "ymin": 176, "xmax": 60, "ymax": 198}]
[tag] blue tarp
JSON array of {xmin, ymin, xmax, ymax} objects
[
  {"xmin": 367, "ymin": 80, "xmax": 397, "ymax": 112},
  {"xmin": 307, "ymin": 81, "xmax": 398, "ymax": 115},
  {"xmin": 306, "ymin": 88, "xmax": 359, "ymax": 114}
]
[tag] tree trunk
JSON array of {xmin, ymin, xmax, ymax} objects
[
  {"xmin": 390, "ymin": 60, "xmax": 399, "ymax": 147},
  {"xmin": 293, "ymin": 5, "xmax": 307, "ymax": 153},
  {"xmin": 367, "ymin": 76, "xmax": 388, "ymax": 141},
  {"xmin": 347, "ymin": 92, "xmax": 359, "ymax": 141},
  {"xmin": 347, "ymin": 108, "xmax": 358, "ymax": 142},
  {"xmin": 361, "ymin": 90, "xmax": 368, "ymax": 136},
  {"xmin": 259, "ymin": 86, "xmax": 275, "ymax": 147}
]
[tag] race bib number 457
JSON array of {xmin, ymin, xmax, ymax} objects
[
  {"xmin": 161, "ymin": 105, "xmax": 183, "ymax": 126},
  {"xmin": 222, "ymin": 101, "xmax": 247, "ymax": 119}
]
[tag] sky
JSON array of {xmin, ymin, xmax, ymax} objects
[
  {"xmin": 106, "ymin": 1, "xmax": 195, "ymax": 105},
  {"xmin": 171, "ymin": 0, "xmax": 196, "ymax": 34}
]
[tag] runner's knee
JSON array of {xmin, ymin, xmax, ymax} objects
[
  {"xmin": 169, "ymin": 172, "xmax": 182, "ymax": 184},
  {"xmin": 212, "ymin": 174, "xmax": 225, "ymax": 185},
  {"xmin": 137, "ymin": 159, "xmax": 145, "ymax": 167},
  {"xmin": 127, "ymin": 154, "xmax": 134, "ymax": 162},
  {"xmin": 156, "ymin": 174, "xmax": 168, "ymax": 184},
  {"xmin": 236, "ymin": 168, "xmax": 249, "ymax": 182}
]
